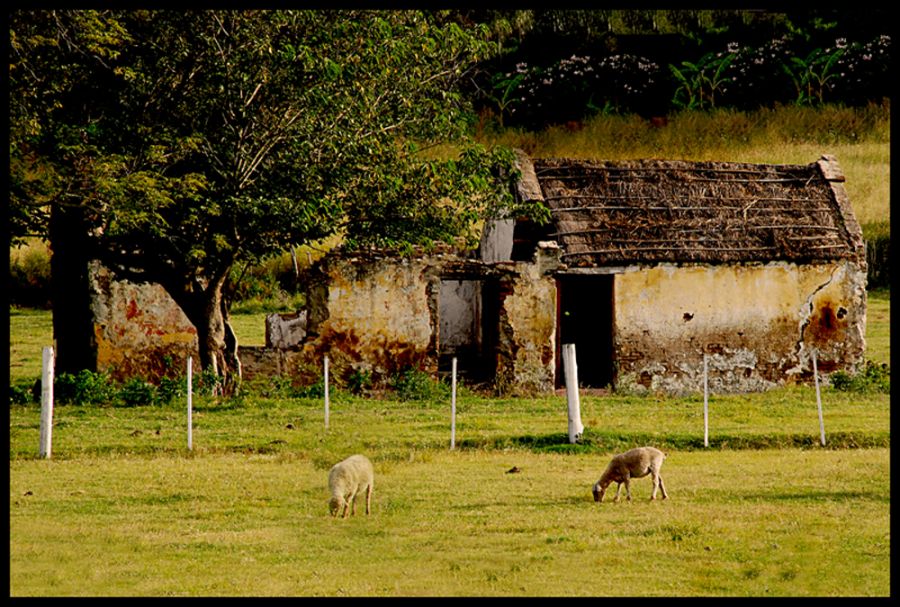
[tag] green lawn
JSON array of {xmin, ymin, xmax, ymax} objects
[{"xmin": 9, "ymin": 389, "xmax": 891, "ymax": 596}]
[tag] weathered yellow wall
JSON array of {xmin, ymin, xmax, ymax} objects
[
  {"xmin": 290, "ymin": 256, "xmax": 439, "ymax": 385},
  {"xmin": 614, "ymin": 260, "xmax": 867, "ymax": 393},
  {"xmin": 91, "ymin": 263, "xmax": 198, "ymax": 381},
  {"xmin": 496, "ymin": 257, "xmax": 557, "ymax": 396}
]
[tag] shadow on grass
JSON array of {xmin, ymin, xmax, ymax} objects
[{"xmin": 456, "ymin": 429, "xmax": 890, "ymax": 453}]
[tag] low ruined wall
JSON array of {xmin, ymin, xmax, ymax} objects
[
  {"xmin": 613, "ymin": 260, "xmax": 867, "ymax": 394},
  {"xmin": 89, "ymin": 262, "xmax": 198, "ymax": 381},
  {"xmin": 289, "ymin": 254, "xmax": 441, "ymax": 386}
]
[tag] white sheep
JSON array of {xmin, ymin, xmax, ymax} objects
[
  {"xmin": 592, "ymin": 446, "xmax": 668, "ymax": 503},
  {"xmin": 328, "ymin": 454, "xmax": 374, "ymax": 518}
]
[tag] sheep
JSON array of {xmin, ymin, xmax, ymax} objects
[
  {"xmin": 328, "ymin": 454, "xmax": 374, "ymax": 518},
  {"xmin": 592, "ymin": 446, "xmax": 668, "ymax": 503}
]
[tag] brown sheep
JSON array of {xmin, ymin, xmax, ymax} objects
[{"xmin": 592, "ymin": 446, "xmax": 668, "ymax": 503}]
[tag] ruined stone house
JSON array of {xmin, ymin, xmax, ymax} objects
[{"xmin": 88, "ymin": 153, "xmax": 866, "ymax": 395}]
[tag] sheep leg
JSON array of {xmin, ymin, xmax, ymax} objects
[
  {"xmin": 349, "ymin": 490, "xmax": 358, "ymax": 516},
  {"xmin": 657, "ymin": 474, "xmax": 668, "ymax": 499},
  {"xmin": 612, "ymin": 482, "xmax": 622, "ymax": 502},
  {"xmin": 624, "ymin": 477, "xmax": 632, "ymax": 501}
]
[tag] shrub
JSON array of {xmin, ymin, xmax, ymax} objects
[
  {"xmin": 830, "ymin": 360, "xmax": 890, "ymax": 393},
  {"xmin": 391, "ymin": 368, "xmax": 449, "ymax": 402},
  {"xmin": 118, "ymin": 377, "xmax": 157, "ymax": 407},
  {"xmin": 293, "ymin": 380, "xmax": 325, "ymax": 399},
  {"xmin": 55, "ymin": 370, "xmax": 117, "ymax": 405},
  {"xmin": 156, "ymin": 375, "xmax": 185, "ymax": 404},
  {"xmin": 347, "ymin": 369, "xmax": 373, "ymax": 395},
  {"xmin": 9, "ymin": 384, "xmax": 31, "ymax": 406}
]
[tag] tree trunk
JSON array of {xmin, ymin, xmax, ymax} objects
[
  {"xmin": 49, "ymin": 204, "xmax": 97, "ymax": 376},
  {"xmin": 177, "ymin": 276, "xmax": 242, "ymax": 396}
]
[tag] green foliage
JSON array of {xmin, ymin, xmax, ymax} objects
[
  {"xmin": 155, "ymin": 375, "xmax": 185, "ymax": 405},
  {"xmin": 118, "ymin": 377, "xmax": 157, "ymax": 407},
  {"xmin": 8, "ymin": 384, "xmax": 32, "ymax": 406},
  {"xmin": 782, "ymin": 46, "xmax": 845, "ymax": 105},
  {"xmin": 670, "ymin": 51, "xmax": 736, "ymax": 110},
  {"xmin": 391, "ymin": 368, "xmax": 451, "ymax": 401},
  {"xmin": 54, "ymin": 370, "xmax": 118, "ymax": 406},
  {"xmin": 196, "ymin": 367, "xmax": 224, "ymax": 397},
  {"xmin": 830, "ymin": 360, "xmax": 890, "ymax": 394},
  {"xmin": 292, "ymin": 380, "xmax": 325, "ymax": 399},
  {"xmin": 9, "ymin": 10, "xmax": 530, "ymax": 381},
  {"xmin": 347, "ymin": 369, "xmax": 374, "ymax": 396}
]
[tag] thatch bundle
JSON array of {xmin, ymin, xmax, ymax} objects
[{"xmin": 533, "ymin": 158, "xmax": 858, "ymax": 267}]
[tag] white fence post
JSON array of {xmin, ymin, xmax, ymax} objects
[
  {"xmin": 703, "ymin": 354, "xmax": 709, "ymax": 448},
  {"xmin": 39, "ymin": 346, "xmax": 54, "ymax": 459},
  {"xmin": 562, "ymin": 343, "xmax": 585, "ymax": 444},
  {"xmin": 812, "ymin": 349, "xmax": 826, "ymax": 446},
  {"xmin": 450, "ymin": 357, "xmax": 457, "ymax": 450},
  {"xmin": 324, "ymin": 355, "xmax": 330, "ymax": 430},
  {"xmin": 187, "ymin": 356, "xmax": 193, "ymax": 451}
]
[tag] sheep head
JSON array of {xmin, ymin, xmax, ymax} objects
[
  {"xmin": 329, "ymin": 496, "xmax": 344, "ymax": 517},
  {"xmin": 592, "ymin": 480, "xmax": 606, "ymax": 503}
]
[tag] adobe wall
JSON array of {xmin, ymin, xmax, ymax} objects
[
  {"xmin": 89, "ymin": 262, "xmax": 199, "ymax": 381},
  {"xmin": 613, "ymin": 260, "xmax": 867, "ymax": 394},
  {"xmin": 283, "ymin": 254, "xmax": 441, "ymax": 386}
]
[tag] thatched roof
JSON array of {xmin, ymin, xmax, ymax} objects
[{"xmin": 528, "ymin": 155, "xmax": 864, "ymax": 267}]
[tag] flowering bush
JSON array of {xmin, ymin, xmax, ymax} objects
[
  {"xmin": 717, "ymin": 34, "xmax": 890, "ymax": 108},
  {"xmin": 717, "ymin": 37, "xmax": 796, "ymax": 109},
  {"xmin": 482, "ymin": 34, "xmax": 890, "ymax": 128},
  {"xmin": 829, "ymin": 35, "xmax": 892, "ymax": 105},
  {"xmin": 489, "ymin": 53, "xmax": 663, "ymax": 128}
]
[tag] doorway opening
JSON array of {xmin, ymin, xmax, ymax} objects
[
  {"xmin": 438, "ymin": 277, "xmax": 499, "ymax": 383},
  {"xmin": 556, "ymin": 274, "xmax": 614, "ymax": 388}
]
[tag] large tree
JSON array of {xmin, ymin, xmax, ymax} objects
[{"xmin": 10, "ymin": 10, "xmax": 545, "ymax": 391}]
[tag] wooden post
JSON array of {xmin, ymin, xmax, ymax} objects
[
  {"xmin": 39, "ymin": 346, "xmax": 54, "ymax": 459},
  {"xmin": 450, "ymin": 357, "xmax": 457, "ymax": 450},
  {"xmin": 703, "ymin": 354, "xmax": 709, "ymax": 448},
  {"xmin": 562, "ymin": 343, "xmax": 585, "ymax": 444},
  {"xmin": 187, "ymin": 356, "xmax": 193, "ymax": 451},
  {"xmin": 324, "ymin": 355, "xmax": 330, "ymax": 430},
  {"xmin": 812, "ymin": 349, "xmax": 826, "ymax": 446}
]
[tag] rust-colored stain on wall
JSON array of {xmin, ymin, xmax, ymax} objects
[{"xmin": 90, "ymin": 264, "xmax": 198, "ymax": 381}]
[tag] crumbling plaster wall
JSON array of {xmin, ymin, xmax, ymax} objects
[
  {"xmin": 613, "ymin": 260, "xmax": 867, "ymax": 394},
  {"xmin": 281, "ymin": 246, "xmax": 562, "ymax": 395},
  {"xmin": 89, "ymin": 262, "xmax": 198, "ymax": 381},
  {"xmin": 495, "ymin": 242, "xmax": 561, "ymax": 396},
  {"xmin": 287, "ymin": 254, "xmax": 441, "ymax": 386}
]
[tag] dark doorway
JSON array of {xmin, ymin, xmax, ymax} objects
[
  {"xmin": 438, "ymin": 278, "xmax": 499, "ymax": 383},
  {"xmin": 556, "ymin": 274, "xmax": 614, "ymax": 388}
]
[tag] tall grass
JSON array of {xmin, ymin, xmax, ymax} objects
[{"xmin": 477, "ymin": 102, "xmax": 890, "ymax": 226}]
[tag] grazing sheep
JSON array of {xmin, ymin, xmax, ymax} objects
[
  {"xmin": 328, "ymin": 454, "xmax": 374, "ymax": 518},
  {"xmin": 592, "ymin": 446, "xmax": 668, "ymax": 503}
]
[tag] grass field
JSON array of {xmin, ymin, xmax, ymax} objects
[{"xmin": 8, "ymin": 292, "xmax": 892, "ymax": 596}]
